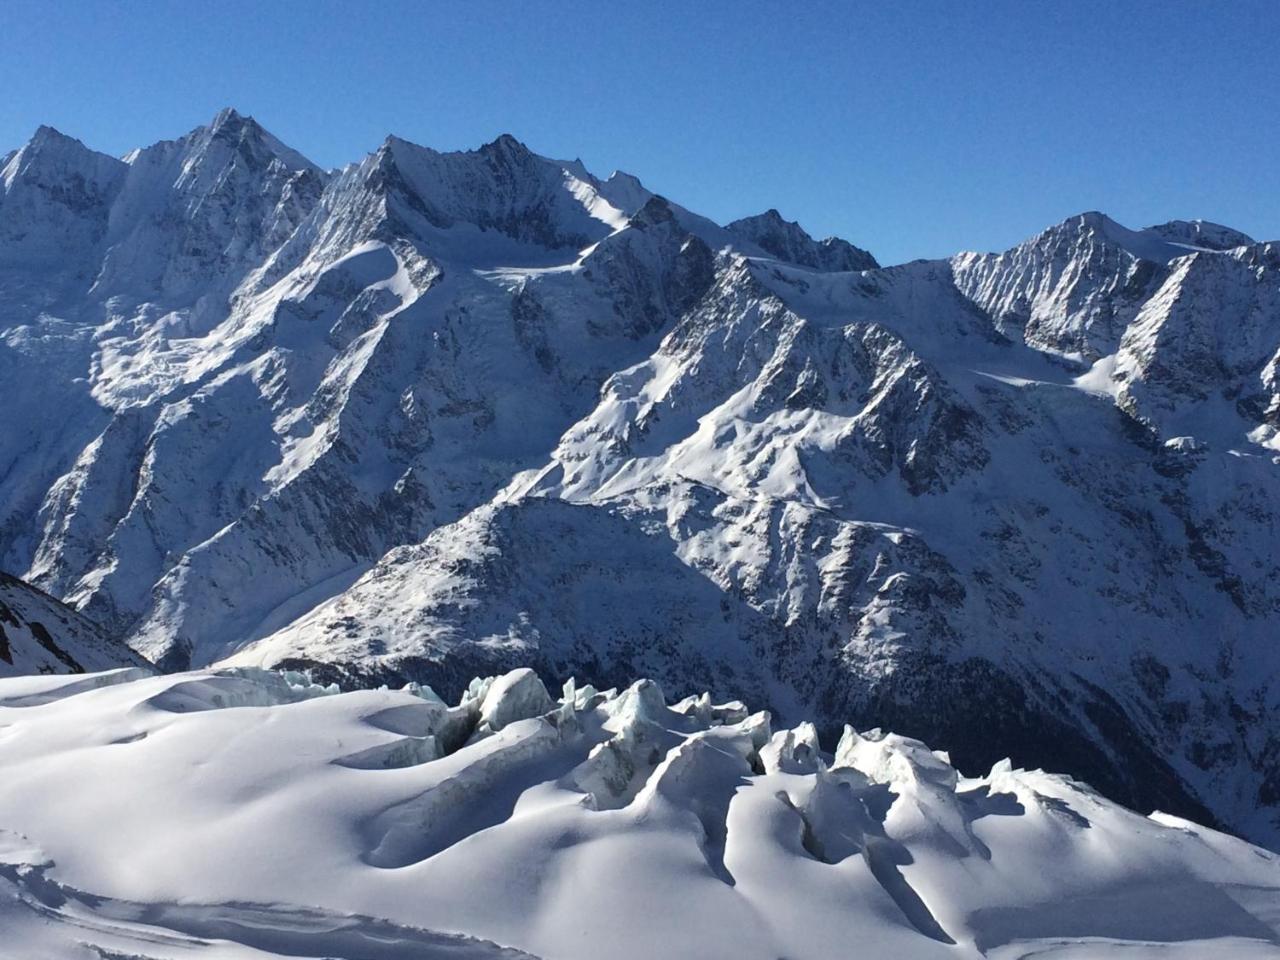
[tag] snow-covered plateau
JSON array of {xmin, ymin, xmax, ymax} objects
[
  {"xmin": 2, "ymin": 105, "xmax": 1280, "ymax": 908},
  {"xmin": 2, "ymin": 665, "xmax": 1279, "ymax": 959}
]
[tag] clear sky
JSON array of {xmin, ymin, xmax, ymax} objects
[{"xmin": 3, "ymin": 0, "xmax": 1276, "ymax": 265}]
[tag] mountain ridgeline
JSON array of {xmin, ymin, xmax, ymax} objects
[{"xmin": 2, "ymin": 109, "xmax": 1278, "ymax": 848}]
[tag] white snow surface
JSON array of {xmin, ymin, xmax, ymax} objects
[{"xmin": 1, "ymin": 665, "xmax": 1278, "ymax": 960}]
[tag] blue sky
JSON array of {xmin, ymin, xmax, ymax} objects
[{"xmin": 3, "ymin": 0, "xmax": 1276, "ymax": 264}]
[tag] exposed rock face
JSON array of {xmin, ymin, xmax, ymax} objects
[
  {"xmin": 951, "ymin": 211, "xmax": 1189, "ymax": 358},
  {"xmin": 1115, "ymin": 242, "xmax": 1280, "ymax": 437},
  {"xmin": 727, "ymin": 208, "xmax": 880, "ymax": 272},
  {"xmin": 2, "ymin": 110, "xmax": 1279, "ymax": 849},
  {"xmin": 0, "ymin": 572, "xmax": 150, "ymax": 677}
]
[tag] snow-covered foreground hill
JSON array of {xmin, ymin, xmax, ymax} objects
[
  {"xmin": 2, "ymin": 108, "xmax": 1280, "ymax": 852},
  {"xmin": 2, "ymin": 666, "xmax": 1278, "ymax": 960}
]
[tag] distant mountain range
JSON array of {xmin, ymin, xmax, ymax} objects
[{"xmin": 2, "ymin": 109, "xmax": 1277, "ymax": 849}]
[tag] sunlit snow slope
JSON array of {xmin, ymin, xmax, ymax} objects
[{"xmin": 2, "ymin": 666, "xmax": 1279, "ymax": 960}]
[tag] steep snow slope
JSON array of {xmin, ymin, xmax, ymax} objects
[
  {"xmin": 1115, "ymin": 241, "xmax": 1280, "ymax": 442},
  {"xmin": 2, "ymin": 110, "xmax": 1279, "ymax": 853},
  {"xmin": 0, "ymin": 126, "xmax": 126, "ymax": 298},
  {"xmin": 2, "ymin": 666, "xmax": 1278, "ymax": 960},
  {"xmin": 1, "ymin": 109, "xmax": 325, "ymax": 611},
  {"xmin": 0, "ymin": 573, "xmax": 149, "ymax": 677}
]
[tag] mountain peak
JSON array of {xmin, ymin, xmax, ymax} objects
[
  {"xmin": 1051, "ymin": 211, "xmax": 1256, "ymax": 255},
  {"xmin": 29, "ymin": 124, "xmax": 76, "ymax": 146},
  {"xmin": 1035, "ymin": 211, "xmax": 1203, "ymax": 265},
  {"xmin": 478, "ymin": 132, "xmax": 535, "ymax": 167},
  {"xmin": 202, "ymin": 107, "xmax": 263, "ymax": 149},
  {"xmin": 628, "ymin": 194, "xmax": 677, "ymax": 228},
  {"xmin": 1044, "ymin": 210, "xmax": 1129, "ymax": 242},
  {"xmin": 728, "ymin": 208, "xmax": 819, "ymax": 241},
  {"xmin": 209, "ymin": 106, "xmax": 250, "ymax": 130},
  {"xmin": 18, "ymin": 124, "xmax": 105, "ymax": 163},
  {"xmin": 349, "ymin": 130, "xmax": 618, "ymax": 253},
  {"xmin": 1075, "ymin": 209, "xmax": 1111, "ymax": 225},
  {"xmin": 1145, "ymin": 218, "xmax": 1256, "ymax": 252},
  {"xmin": 377, "ymin": 133, "xmax": 408, "ymax": 156},
  {"xmin": 726, "ymin": 208, "xmax": 878, "ymax": 272},
  {"xmin": 2, "ymin": 124, "xmax": 125, "ymax": 195},
  {"xmin": 594, "ymin": 170, "xmax": 652, "ymax": 216},
  {"xmin": 606, "ymin": 170, "xmax": 645, "ymax": 188},
  {"xmin": 152, "ymin": 108, "xmax": 320, "ymax": 179}
]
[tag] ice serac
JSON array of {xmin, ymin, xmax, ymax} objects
[
  {"xmin": 478, "ymin": 667, "xmax": 553, "ymax": 732},
  {"xmin": 3, "ymin": 112, "xmax": 1280, "ymax": 852},
  {"xmin": 1, "ymin": 665, "xmax": 1278, "ymax": 960},
  {"xmin": 0, "ymin": 572, "xmax": 150, "ymax": 677},
  {"xmin": 726, "ymin": 208, "xmax": 879, "ymax": 272}
]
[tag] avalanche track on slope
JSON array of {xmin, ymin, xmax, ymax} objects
[{"xmin": 0, "ymin": 666, "xmax": 1277, "ymax": 960}]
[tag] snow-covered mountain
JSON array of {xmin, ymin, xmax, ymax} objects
[
  {"xmin": 3, "ymin": 665, "xmax": 1279, "ymax": 960},
  {"xmin": 726, "ymin": 207, "xmax": 880, "ymax": 272},
  {"xmin": 2, "ymin": 110, "xmax": 1278, "ymax": 853},
  {"xmin": 0, "ymin": 572, "xmax": 150, "ymax": 677}
]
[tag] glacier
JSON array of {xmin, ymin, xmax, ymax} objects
[{"xmin": 1, "ymin": 665, "xmax": 1278, "ymax": 959}]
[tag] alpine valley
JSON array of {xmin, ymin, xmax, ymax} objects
[{"xmin": 3, "ymin": 106, "xmax": 1279, "ymax": 873}]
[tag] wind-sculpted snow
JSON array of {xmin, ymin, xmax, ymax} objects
[
  {"xmin": 3, "ymin": 109, "xmax": 1280, "ymax": 855},
  {"xmin": 0, "ymin": 666, "xmax": 1278, "ymax": 960}
]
